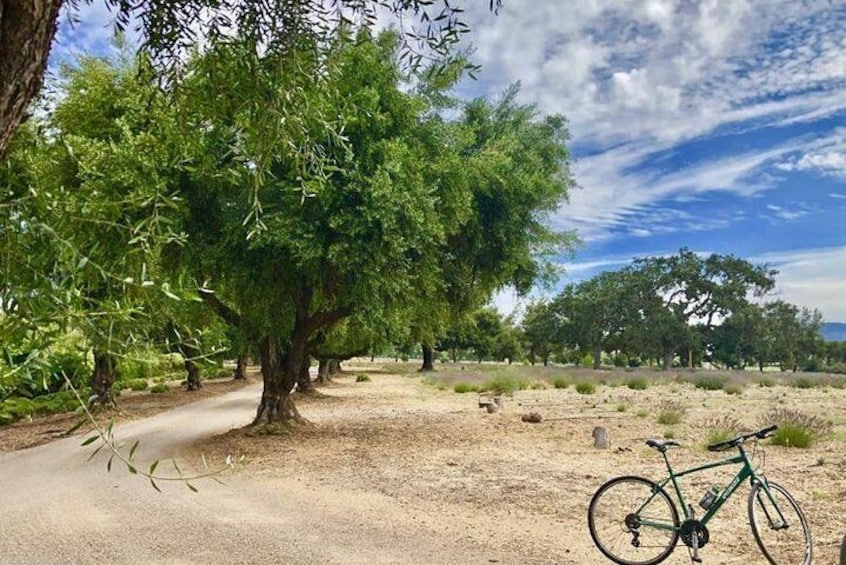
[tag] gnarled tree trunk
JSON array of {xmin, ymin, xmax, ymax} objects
[
  {"xmin": 90, "ymin": 349, "xmax": 117, "ymax": 406},
  {"xmin": 420, "ymin": 343, "xmax": 435, "ymax": 371},
  {"xmin": 662, "ymin": 350, "xmax": 674, "ymax": 371},
  {"xmin": 0, "ymin": 0, "xmax": 63, "ymax": 158},
  {"xmin": 253, "ymin": 336, "xmax": 305, "ymax": 425},
  {"xmin": 233, "ymin": 354, "xmax": 248, "ymax": 380},
  {"xmin": 297, "ymin": 355, "xmax": 314, "ymax": 393},
  {"xmin": 592, "ymin": 344, "xmax": 602, "ymax": 370}
]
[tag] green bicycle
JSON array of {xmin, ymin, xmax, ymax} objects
[{"xmin": 587, "ymin": 425, "xmax": 812, "ymax": 564}]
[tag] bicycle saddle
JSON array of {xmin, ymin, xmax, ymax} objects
[{"xmin": 646, "ymin": 439, "xmax": 681, "ymax": 452}]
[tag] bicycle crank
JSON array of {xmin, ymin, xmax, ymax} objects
[{"xmin": 680, "ymin": 519, "xmax": 710, "ymax": 548}]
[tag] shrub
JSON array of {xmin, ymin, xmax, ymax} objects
[
  {"xmin": 355, "ymin": 374, "xmax": 371, "ymax": 383},
  {"xmin": 616, "ymin": 403, "xmax": 628, "ymax": 412},
  {"xmin": 481, "ymin": 374, "xmax": 530, "ymax": 396},
  {"xmin": 453, "ymin": 382, "xmax": 479, "ymax": 393},
  {"xmin": 575, "ymin": 382, "xmax": 596, "ymax": 395},
  {"xmin": 723, "ymin": 383, "xmax": 743, "ymax": 395},
  {"xmin": 757, "ymin": 377, "xmax": 775, "ymax": 388},
  {"xmin": 701, "ymin": 414, "xmax": 743, "ymax": 446},
  {"xmin": 626, "ymin": 377, "xmax": 649, "ymax": 391},
  {"xmin": 791, "ymin": 377, "xmax": 817, "ymax": 389},
  {"xmin": 123, "ymin": 379, "xmax": 148, "ymax": 392},
  {"xmin": 636, "ymin": 408, "xmax": 649, "ymax": 418},
  {"xmin": 691, "ymin": 376, "xmax": 727, "ymax": 391},
  {"xmin": 656, "ymin": 401, "xmax": 686, "ymax": 425},
  {"xmin": 663, "ymin": 429, "xmax": 676, "ymax": 439},
  {"xmin": 150, "ymin": 383, "xmax": 168, "ymax": 394},
  {"xmin": 761, "ymin": 407, "xmax": 832, "ymax": 448},
  {"xmin": 613, "ymin": 355, "xmax": 626, "ymax": 367},
  {"xmin": 628, "ymin": 357, "xmax": 642, "ymax": 368},
  {"xmin": 552, "ymin": 378, "xmax": 569, "ymax": 389}
]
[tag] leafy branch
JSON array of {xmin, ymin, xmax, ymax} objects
[{"xmin": 65, "ymin": 375, "xmax": 239, "ymax": 492}]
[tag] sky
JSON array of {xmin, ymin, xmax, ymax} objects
[{"xmin": 51, "ymin": 1, "xmax": 846, "ymax": 321}]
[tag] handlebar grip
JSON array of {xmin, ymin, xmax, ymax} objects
[{"xmin": 756, "ymin": 425, "xmax": 778, "ymax": 438}]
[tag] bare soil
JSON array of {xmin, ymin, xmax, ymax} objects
[{"xmin": 199, "ymin": 361, "xmax": 846, "ymax": 564}]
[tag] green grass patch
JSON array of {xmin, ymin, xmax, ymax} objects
[
  {"xmin": 761, "ymin": 407, "xmax": 832, "ymax": 448},
  {"xmin": 656, "ymin": 401, "xmax": 686, "ymax": 425},
  {"xmin": 616, "ymin": 403, "xmax": 628, "ymax": 413},
  {"xmin": 480, "ymin": 374, "xmax": 531, "ymax": 396},
  {"xmin": 691, "ymin": 375, "xmax": 727, "ymax": 391},
  {"xmin": 757, "ymin": 377, "xmax": 775, "ymax": 388},
  {"xmin": 723, "ymin": 383, "xmax": 743, "ymax": 395},
  {"xmin": 636, "ymin": 408, "xmax": 648, "ymax": 418},
  {"xmin": 790, "ymin": 377, "xmax": 818, "ymax": 389},
  {"xmin": 150, "ymin": 383, "xmax": 168, "ymax": 394},
  {"xmin": 626, "ymin": 377, "xmax": 649, "ymax": 391},
  {"xmin": 355, "ymin": 374, "xmax": 371, "ymax": 383},
  {"xmin": 701, "ymin": 414, "xmax": 743, "ymax": 447},
  {"xmin": 122, "ymin": 378, "xmax": 148, "ymax": 392},
  {"xmin": 575, "ymin": 382, "xmax": 596, "ymax": 395},
  {"xmin": 453, "ymin": 382, "xmax": 480, "ymax": 393},
  {"xmin": 551, "ymin": 377, "xmax": 569, "ymax": 389}
]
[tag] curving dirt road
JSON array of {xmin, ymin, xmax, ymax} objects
[{"xmin": 0, "ymin": 383, "xmax": 496, "ymax": 565}]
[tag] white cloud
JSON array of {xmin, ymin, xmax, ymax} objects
[{"xmin": 754, "ymin": 246, "xmax": 846, "ymax": 321}]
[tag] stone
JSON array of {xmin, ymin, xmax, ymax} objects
[{"xmin": 593, "ymin": 426, "xmax": 610, "ymax": 449}]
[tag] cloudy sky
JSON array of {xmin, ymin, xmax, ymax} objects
[
  {"xmin": 452, "ymin": 0, "xmax": 846, "ymax": 321},
  {"xmin": 52, "ymin": 1, "xmax": 846, "ymax": 320}
]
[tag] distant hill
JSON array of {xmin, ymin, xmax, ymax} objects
[{"xmin": 822, "ymin": 322, "xmax": 846, "ymax": 342}]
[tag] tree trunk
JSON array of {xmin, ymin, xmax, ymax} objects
[
  {"xmin": 329, "ymin": 359, "xmax": 341, "ymax": 375},
  {"xmin": 177, "ymin": 343, "xmax": 202, "ymax": 391},
  {"xmin": 233, "ymin": 354, "xmax": 248, "ymax": 380},
  {"xmin": 90, "ymin": 349, "xmax": 117, "ymax": 406},
  {"xmin": 0, "ymin": 0, "xmax": 63, "ymax": 159},
  {"xmin": 592, "ymin": 344, "xmax": 602, "ymax": 370},
  {"xmin": 252, "ymin": 336, "xmax": 305, "ymax": 426},
  {"xmin": 662, "ymin": 350, "xmax": 674, "ymax": 371},
  {"xmin": 316, "ymin": 358, "xmax": 330, "ymax": 383},
  {"xmin": 529, "ymin": 346, "xmax": 536, "ymax": 366},
  {"xmin": 420, "ymin": 343, "xmax": 435, "ymax": 371},
  {"xmin": 297, "ymin": 355, "xmax": 314, "ymax": 393}
]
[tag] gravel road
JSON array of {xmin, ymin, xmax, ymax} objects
[{"xmin": 0, "ymin": 383, "xmax": 492, "ymax": 564}]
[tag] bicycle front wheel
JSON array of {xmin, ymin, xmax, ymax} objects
[
  {"xmin": 748, "ymin": 481, "xmax": 812, "ymax": 565},
  {"xmin": 588, "ymin": 476, "xmax": 680, "ymax": 565}
]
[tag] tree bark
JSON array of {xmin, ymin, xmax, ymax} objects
[
  {"xmin": 328, "ymin": 359, "xmax": 341, "ymax": 375},
  {"xmin": 297, "ymin": 355, "xmax": 314, "ymax": 393},
  {"xmin": 0, "ymin": 0, "xmax": 63, "ymax": 158},
  {"xmin": 233, "ymin": 354, "xmax": 248, "ymax": 380},
  {"xmin": 90, "ymin": 349, "xmax": 117, "ymax": 406},
  {"xmin": 316, "ymin": 358, "xmax": 330, "ymax": 383},
  {"xmin": 253, "ymin": 335, "xmax": 305, "ymax": 426},
  {"xmin": 420, "ymin": 343, "xmax": 435, "ymax": 371},
  {"xmin": 662, "ymin": 350, "xmax": 674, "ymax": 371},
  {"xmin": 592, "ymin": 344, "xmax": 602, "ymax": 370}
]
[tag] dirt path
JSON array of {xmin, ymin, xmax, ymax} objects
[
  {"xmin": 1, "ymin": 363, "xmax": 843, "ymax": 564},
  {"xmin": 0, "ymin": 382, "xmax": 496, "ymax": 564}
]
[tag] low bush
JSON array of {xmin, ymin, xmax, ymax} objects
[
  {"xmin": 481, "ymin": 374, "xmax": 530, "ymax": 396},
  {"xmin": 150, "ymin": 383, "xmax": 169, "ymax": 394},
  {"xmin": 723, "ymin": 383, "xmax": 743, "ymax": 395},
  {"xmin": 616, "ymin": 403, "xmax": 628, "ymax": 412},
  {"xmin": 790, "ymin": 377, "xmax": 817, "ymax": 390},
  {"xmin": 355, "ymin": 374, "xmax": 371, "ymax": 383},
  {"xmin": 575, "ymin": 382, "xmax": 596, "ymax": 395},
  {"xmin": 121, "ymin": 379, "xmax": 148, "ymax": 392},
  {"xmin": 656, "ymin": 401, "xmax": 686, "ymax": 425},
  {"xmin": 761, "ymin": 407, "xmax": 832, "ymax": 448},
  {"xmin": 552, "ymin": 378, "xmax": 569, "ymax": 389},
  {"xmin": 757, "ymin": 377, "xmax": 775, "ymax": 388},
  {"xmin": 691, "ymin": 375, "xmax": 727, "ymax": 391},
  {"xmin": 453, "ymin": 382, "xmax": 479, "ymax": 393},
  {"xmin": 626, "ymin": 377, "xmax": 649, "ymax": 391},
  {"xmin": 701, "ymin": 414, "xmax": 743, "ymax": 446},
  {"xmin": 636, "ymin": 408, "xmax": 649, "ymax": 418}
]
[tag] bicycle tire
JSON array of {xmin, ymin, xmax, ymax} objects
[
  {"xmin": 748, "ymin": 481, "xmax": 812, "ymax": 565},
  {"xmin": 588, "ymin": 475, "xmax": 680, "ymax": 565}
]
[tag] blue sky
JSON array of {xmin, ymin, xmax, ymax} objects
[{"xmin": 51, "ymin": 1, "xmax": 846, "ymax": 321}]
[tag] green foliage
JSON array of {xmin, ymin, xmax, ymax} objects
[
  {"xmin": 123, "ymin": 379, "xmax": 149, "ymax": 392},
  {"xmin": 616, "ymin": 403, "xmax": 628, "ymax": 412},
  {"xmin": 761, "ymin": 408, "xmax": 831, "ymax": 448},
  {"xmin": 480, "ymin": 374, "xmax": 530, "ymax": 396},
  {"xmin": 791, "ymin": 377, "xmax": 818, "ymax": 389},
  {"xmin": 575, "ymin": 382, "xmax": 596, "ymax": 395},
  {"xmin": 656, "ymin": 401, "xmax": 686, "ymax": 425},
  {"xmin": 663, "ymin": 429, "xmax": 676, "ymax": 439},
  {"xmin": 150, "ymin": 383, "xmax": 168, "ymax": 393},
  {"xmin": 626, "ymin": 377, "xmax": 649, "ymax": 390},
  {"xmin": 551, "ymin": 377, "xmax": 569, "ymax": 389},
  {"xmin": 757, "ymin": 377, "xmax": 775, "ymax": 388},
  {"xmin": 701, "ymin": 414, "xmax": 743, "ymax": 447},
  {"xmin": 355, "ymin": 374, "xmax": 371, "ymax": 383},
  {"xmin": 636, "ymin": 408, "xmax": 649, "ymax": 418},
  {"xmin": 453, "ymin": 382, "xmax": 479, "ymax": 393},
  {"xmin": 691, "ymin": 375, "xmax": 727, "ymax": 391},
  {"xmin": 723, "ymin": 383, "xmax": 743, "ymax": 395}
]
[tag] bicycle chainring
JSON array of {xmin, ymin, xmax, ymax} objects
[{"xmin": 680, "ymin": 519, "xmax": 710, "ymax": 548}]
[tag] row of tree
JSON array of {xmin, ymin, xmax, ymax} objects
[{"xmin": 1, "ymin": 28, "xmax": 575, "ymax": 423}]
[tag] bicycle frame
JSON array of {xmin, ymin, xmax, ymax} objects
[{"xmin": 636, "ymin": 445, "xmax": 788, "ymax": 532}]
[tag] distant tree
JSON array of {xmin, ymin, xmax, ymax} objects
[
  {"xmin": 521, "ymin": 300, "xmax": 560, "ymax": 366},
  {"xmin": 469, "ymin": 308, "xmax": 502, "ymax": 363}
]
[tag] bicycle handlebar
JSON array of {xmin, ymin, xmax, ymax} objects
[{"xmin": 706, "ymin": 425, "xmax": 778, "ymax": 452}]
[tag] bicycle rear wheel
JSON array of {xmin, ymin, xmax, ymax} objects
[
  {"xmin": 588, "ymin": 475, "xmax": 680, "ymax": 565},
  {"xmin": 748, "ymin": 481, "xmax": 812, "ymax": 565}
]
